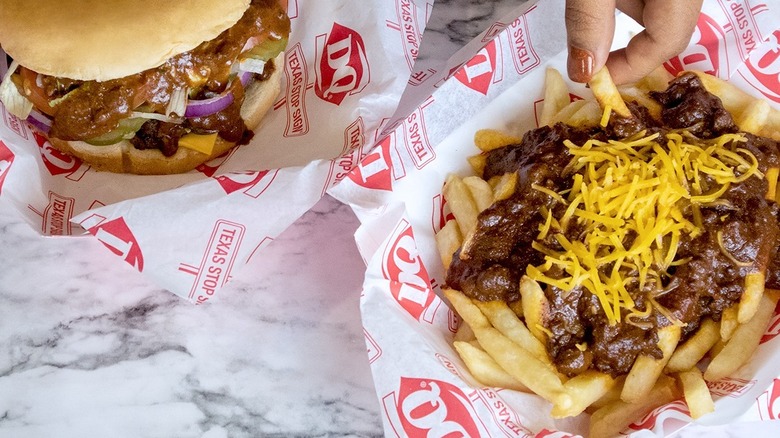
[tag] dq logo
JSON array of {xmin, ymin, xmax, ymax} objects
[
  {"xmin": 315, "ymin": 23, "xmax": 370, "ymax": 105},
  {"xmin": 0, "ymin": 140, "xmax": 13, "ymax": 195},
  {"xmin": 628, "ymin": 400, "xmax": 690, "ymax": 435},
  {"xmin": 383, "ymin": 377, "xmax": 483, "ymax": 438},
  {"xmin": 381, "ymin": 219, "xmax": 437, "ymax": 323},
  {"xmin": 761, "ymin": 298, "xmax": 780, "ymax": 344},
  {"xmin": 432, "ymin": 192, "xmax": 455, "ymax": 233},
  {"xmin": 32, "ymin": 131, "xmax": 88, "ymax": 180},
  {"xmin": 455, "ymin": 39, "xmax": 498, "ymax": 95},
  {"xmin": 88, "ymin": 217, "xmax": 144, "ymax": 272},
  {"xmin": 744, "ymin": 29, "xmax": 780, "ymax": 104},
  {"xmin": 756, "ymin": 378, "xmax": 780, "ymax": 420},
  {"xmin": 214, "ymin": 170, "xmax": 275, "ymax": 198},
  {"xmin": 665, "ymin": 13, "xmax": 728, "ymax": 77},
  {"xmin": 348, "ymin": 133, "xmax": 396, "ymax": 191}
]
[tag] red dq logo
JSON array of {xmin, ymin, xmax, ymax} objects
[
  {"xmin": 744, "ymin": 29, "xmax": 780, "ymax": 104},
  {"xmin": 455, "ymin": 39, "xmax": 498, "ymax": 95},
  {"xmin": 761, "ymin": 299, "xmax": 780, "ymax": 344},
  {"xmin": 315, "ymin": 23, "xmax": 370, "ymax": 105},
  {"xmin": 382, "ymin": 219, "xmax": 438, "ymax": 323},
  {"xmin": 383, "ymin": 377, "xmax": 483, "ymax": 438},
  {"xmin": 214, "ymin": 170, "xmax": 275, "ymax": 198},
  {"xmin": 0, "ymin": 140, "xmax": 14, "ymax": 195},
  {"xmin": 757, "ymin": 378, "xmax": 780, "ymax": 420},
  {"xmin": 348, "ymin": 133, "xmax": 396, "ymax": 191},
  {"xmin": 629, "ymin": 400, "xmax": 690, "ymax": 435},
  {"xmin": 32, "ymin": 131, "xmax": 88, "ymax": 180},
  {"xmin": 88, "ymin": 217, "xmax": 144, "ymax": 272},
  {"xmin": 665, "ymin": 13, "xmax": 728, "ymax": 77}
]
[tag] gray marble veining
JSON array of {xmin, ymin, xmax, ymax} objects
[{"xmin": 2, "ymin": 0, "xmax": 780, "ymax": 436}]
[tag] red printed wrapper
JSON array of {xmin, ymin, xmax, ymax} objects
[
  {"xmin": 330, "ymin": 0, "xmax": 780, "ymax": 435},
  {"xmin": 0, "ymin": 0, "xmax": 434, "ymax": 302}
]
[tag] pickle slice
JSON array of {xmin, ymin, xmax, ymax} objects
[{"xmin": 85, "ymin": 118, "xmax": 147, "ymax": 146}]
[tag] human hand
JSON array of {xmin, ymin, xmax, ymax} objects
[{"xmin": 565, "ymin": 0, "xmax": 703, "ymax": 84}]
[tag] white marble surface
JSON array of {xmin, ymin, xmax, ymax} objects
[
  {"xmin": 3, "ymin": 1, "xmax": 780, "ymax": 437},
  {"xmin": 0, "ymin": 194, "xmax": 381, "ymax": 437}
]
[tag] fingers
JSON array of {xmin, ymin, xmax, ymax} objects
[
  {"xmin": 615, "ymin": 0, "xmax": 646, "ymax": 25},
  {"xmin": 565, "ymin": 0, "xmax": 617, "ymax": 83},
  {"xmin": 606, "ymin": 0, "xmax": 702, "ymax": 84}
]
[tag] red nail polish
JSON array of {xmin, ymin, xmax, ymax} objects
[{"xmin": 568, "ymin": 46, "xmax": 594, "ymax": 83}]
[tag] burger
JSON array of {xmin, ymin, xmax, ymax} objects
[{"xmin": 0, "ymin": 0, "xmax": 290, "ymax": 174}]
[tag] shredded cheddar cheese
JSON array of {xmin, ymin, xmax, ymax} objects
[{"xmin": 527, "ymin": 123, "xmax": 763, "ymax": 325}]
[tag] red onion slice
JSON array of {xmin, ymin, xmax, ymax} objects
[
  {"xmin": 237, "ymin": 70, "xmax": 252, "ymax": 87},
  {"xmin": 184, "ymin": 72, "xmax": 252, "ymax": 119},
  {"xmin": 26, "ymin": 108, "xmax": 52, "ymax": 134},
  {"xmin": 184, "ymin": 90, "xmax": 235, "ymax": 118}
]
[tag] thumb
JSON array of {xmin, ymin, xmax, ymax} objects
[{"xmin": 565, "ymin": 0, "xmax": 617, "ymax": 82}]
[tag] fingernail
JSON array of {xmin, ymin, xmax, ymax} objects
[{"xmin": 568, "ymin": 46, "xmax": 594, "ymax": 83}]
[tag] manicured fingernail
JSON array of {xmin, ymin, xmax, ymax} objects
[{"xmin": 568, "ymin": 46, "xmax": 594, "ymax": 83}]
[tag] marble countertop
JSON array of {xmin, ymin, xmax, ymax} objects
[{"xmin": 3, "ymin": 1, "xmax": 780, "ymax": 437}]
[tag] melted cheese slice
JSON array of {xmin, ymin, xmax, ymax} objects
[{"xmin": 528, "ymin": 127, "xmax": 762, "ymax": 325}]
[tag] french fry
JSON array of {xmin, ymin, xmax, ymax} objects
[
  {"xmin": 738, "ymin": 271, "xmax": 766, "ymax": 324},
  {"xmin": 692, "ymin": 71, "xmax": 755, "ymax": 121},
  {"xmin": 704, "ymin": 290, "xmax": 780, "ymax": 382},
  {"xmin": 474, "ymin": 299, "xmax": 551, "ymax": 366},
  {"xmin": 463, "ymin": 176, "xmax": 494, "ymax": 212},
  {"xmin": 444, "ymin": 287, "xmax": 491, "ymax": 330},
  {"xmin": 444, "ymin": 288, "xmax": 571, "ymax": 409},
  {"xmin": 665, "ymin": 318, "xmax": 720, "ymax": 373},
  {"xmin": 709, "ymin": 338, "xmax": 727, "ymax": 358},
  {"xmin": 508, "ymin": 298, "xmax": 524, "ymax": 318},
  {"xmin": 453, "ymin": 319, "xmax": 475, "ymax": 342},
  {"xmin": 618, "ymin": 85, "xmax": 662, "ymax": 119},
  {"xmin": 736, "ymin": 99, "xmax": 771, "ymax": 135},
  {"xmin": 766, "ymin": 167, "xmax": 779, "ymax": 202},
  {"xmin": 519, "ymin": 276, "xmax": 551, "ymax": 343},
  {"xmin": 540, "ymin": 67, "xmax": 571, "ymax": 127},
  {"xmin": 491, "ymin": 172, "xmax": 518, "ymax": 201},
  {"xmin": 677, "ymin": 367, "xmax": 715, "ymax": 419},
  {"xmin": 474, "ymin": 129, "xmax": 522, "ymax": 152},
  {"xmin": 621, "ymin": 324, "xmax": 681, "ymax": 403},
  {"xmin": 435, "ymin": 219, "xmax": 462, "ymax": 269},
  {"xmin": 565, "ymin": 100, "xmax": 602, "ymax": 127},
  {"xmin": 590, "ymin": 375, "xmax": 679, "ymax": 438},
  {"xmin": 635, "ymin": 65, "xmax": 673, "ymax": 93},
  {"xmin": 720, "ymin": 305, "xmax": 739, "ymax": 341},
  {"xmin": 550, "ymin": 99, "xmax": 587, "ymax": 126},
  {"xmin": 552, "ymin": 370, "xmax": 616, "ymax": 418},
  {"xmin": 763, "ymin": 109, "xmax": 780, "ymax": 140},
  {"xmin": 589, "ymin": 375, "xmax": 626, "ymax": 411},
  {"xmin": 467, "ymin": 153, "xmax": 487, "ymax": 175},
  {"xmin": 454, "ymin": 340, "xmax": 530, "ymax": 392},
  {"xmin": 443, "ymin": 175, "xmax": 480, "ymax": 237},
  {"xmin": 588, "ymin": 66, "xmax": 632, "ymax": 118}
]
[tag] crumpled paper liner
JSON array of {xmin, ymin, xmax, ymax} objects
[
  {"xmin": 330, "ymin": 0, "xmax": 780, "ymax": 435},
  {"xmin": 0, "ymin": 0, "xmax": 433, "ymax": 301}
]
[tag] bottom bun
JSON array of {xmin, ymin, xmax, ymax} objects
[{"xmin": 48, "ymin": 52, "xmax": 284, "ymax": 175}]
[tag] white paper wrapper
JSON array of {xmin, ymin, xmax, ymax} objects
[
  {"xmin": 0, "ymin": 0, "xmax": 434, "ymax": 302},
  {"xmin": 330, "ymin": 0, "xmax": 780, "ymax": 435}
]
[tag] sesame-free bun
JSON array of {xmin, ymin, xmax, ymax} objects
[
  {"xmin": 0, "ymin": 0, "xmax": 250, "ymax": 81},
  {"xmin": 47, "ymin": 53, "xmax": 284, "ymax": 175}
]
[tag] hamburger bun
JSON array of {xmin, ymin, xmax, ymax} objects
[
  {"xmin": 48, "ymin": 53, "xmax": 284, "ymax": 175},
  {"xmin": 0, "ymin": 0, "xmax": 251, "ymax": 81},
  {"xmin": 0, "ymin": 0, "xmax": 289, "ymax": 174}
]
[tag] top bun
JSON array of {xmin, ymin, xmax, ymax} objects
[{"xmin": 0, "ymin": 0, "xmax": 250, "ymax": 81}]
